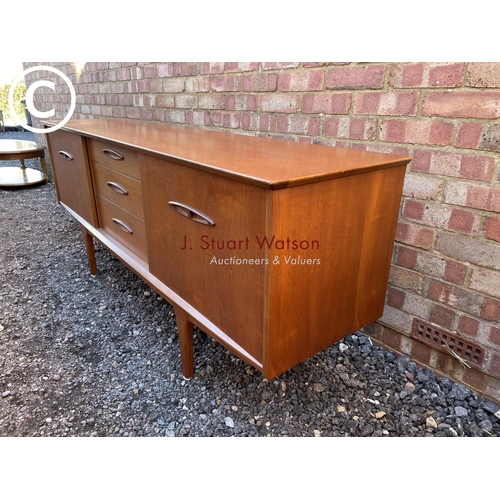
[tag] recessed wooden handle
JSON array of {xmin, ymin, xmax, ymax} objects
[
  {"xmin": 168, "ymin": 201, "xmax": 215, "ymax": 226},
  {"xmin": 102, "ymin": 149, "xmax": 124, "ymax": 161},
  {"xmin": 112, "ymin": 218, "xmax": 133, "ymax": 234},
  {"xmin": 58, "ymin": 151, "xmax": 73, "ymax": 160},
  {"xmin": 107, "ymin": 182, "xmax": 128, "ymax": 195}
]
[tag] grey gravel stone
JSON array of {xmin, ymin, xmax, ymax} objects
[
  {"xmin": 384, "ymin": 351, "xmax": 396, "ymax": 363},
  {"xmin": 395, "ymin": 355, "xmax": 411, "ymax": 370},
  {"xmin": 439, "ymin": 377, "xmax": 453, "ymax": 392},
  {"xmin": 481, "ymin": 400, "xmax": 500, "ymax": 414},
  {"xmin": 407, "ymin": 361, "xmax": 418, "ymax": 373},
  {"xmin": 455, "ymin": 406, "xmax": 468, "ymax": 417},
  {"xmin": 361, "ymin": 424, "xmax": 374, "ymax": 437},
  {"xmin": 449, "ymin": 383, "xmax": 471, "ymax": 401},
  {"xmin": 479, "ymin": 419, "xmax": 493, "ymax": 433}
]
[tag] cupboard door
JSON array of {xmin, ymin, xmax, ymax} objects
[
  {"xmin": 46, "ymin": 130, "xmax": 97, "ymax": 226},
  {"xmin": 141, "ymin": 155, "xmax": 269, "ymax": 363}
]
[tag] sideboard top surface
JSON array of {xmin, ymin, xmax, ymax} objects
[{"xmin": 44, "ymin": 119, "xmax": 411, "ymax": 189}]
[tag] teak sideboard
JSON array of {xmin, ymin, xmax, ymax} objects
[{"xmin": 43, "ymin": 119, "xmax": 411, "ymax": 380}]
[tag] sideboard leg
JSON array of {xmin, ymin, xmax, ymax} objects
[
  {"xmin": 80, "ymin": 225, "xmax": 98, "ymax": 276},
  {"xmin": 173, "ymin": 305, "xmax": 194, "ymax": 380}
]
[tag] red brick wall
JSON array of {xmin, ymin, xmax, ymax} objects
[{"xmin": 23, "ymin": 62, "xmax": 500, "ymax": 402}]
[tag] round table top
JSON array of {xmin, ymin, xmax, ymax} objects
[
  {"xmin": 0, "ymin": 166, "xmax": 46, "ymax": 187},
  {"xmin": 0, "ymin": 139, "xmax": 46, "ymax": 155}
]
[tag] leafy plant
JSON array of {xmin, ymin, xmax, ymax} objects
[{"xmin": 0, "ymin": 82, "xmax": 27, "ymax": 123}]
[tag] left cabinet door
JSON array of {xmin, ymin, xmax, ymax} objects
[{"xmin": 46, "ymin": 130, "xmax": 98, "ymax": 226}]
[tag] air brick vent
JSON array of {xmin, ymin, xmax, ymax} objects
[{"xmin": 411, "ymin": 319, "xmax": 485, "ymax": 367}]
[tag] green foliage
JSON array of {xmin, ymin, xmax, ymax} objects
[{"xmin": 0, "ymin": 82, "xmax": 27, "ymax": 122}]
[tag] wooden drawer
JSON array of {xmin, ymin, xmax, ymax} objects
[
  {"xmin": 96, "ymin": 195, "xmax": 148, "ymax": 262},
  {"xmin": 87, "ymin": 138, "xmax": 139, "ymax": 179},
  {"xmin": 92, "ymin": 162, "xmax": 144, "ymax": 220}
]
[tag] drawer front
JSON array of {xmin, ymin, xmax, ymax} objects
[
  {"xmin": 96, "ymin": 195, "xmax": 148, "ymax": 262},
  {"xmin": 92, "ymin": 162, "xmax": 144, "ymax": 220},
  {"xmin": 87, "ymin": 138, "xmax": 139, "ymax": 179},
  {"xmin": 45, "ymin": 129, "xmax": 97, "ymax": 226}
]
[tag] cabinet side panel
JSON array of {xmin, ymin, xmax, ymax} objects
[
  {"xmin": 265, "ymin": 166, "xmax": 406, "ymax": 378},
  {"xmin": 355, "ymin": 166, "xmax": 407, "ymax": 316},
  {"xmin": 141, "ymin": 154, "xmax": 268, "ymax": 362},
  {"xmin": 45, "ymin": 130, "xmax": 97, "ymax": 226}
]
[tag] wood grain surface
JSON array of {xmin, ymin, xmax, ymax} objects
[
  {"xmin": 45, "ymin": 119, "xmax": 411, "ymax": 189},
  {"xmin": 44, "ymin": 129, "xmax": 97, "ymax": 226}
]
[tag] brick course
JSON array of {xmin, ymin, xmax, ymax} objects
[
  {"xmin": 423, "ymin": 91, "xmax": 500, "ymax": 119},
  {"xmin": 485, "ymin": 216, "xmax": 500, "ymax": 243},
  {"xmin": 354, "ymin": 91, "xmax": 419, "ymax": 116},
  {"xmin": 389, "ymin": 63, "xmax": 465, "ymax": 88},
  {"xmin": 402, "ymin": 173, "xmax": 443, "ymax": 200},
  {"xmin": 301, "ymin": 93, "xmax": 351, "ymax": 114},
  {"xmin": 380, "ymin": 119, "xmax": 454, "ymax": 146},
  {"xmin": 23, "ymin": 61, "xmax": 500, "ymax": 404},
  {"xmin": 326, "ymin": 65, "xmax": 385, "ymax": 89},
  {"xmin": 467, "ymin": 63, "xmax": 500, "ymax": 88}
]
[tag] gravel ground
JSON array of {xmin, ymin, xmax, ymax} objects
[{"xmin": 1, "ymin": 130, "xmax": 499, "ymax": 438}]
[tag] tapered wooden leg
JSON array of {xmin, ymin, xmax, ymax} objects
[
  {"xmin": 80, "ymin": 225, "xmax": 98, "ymax": 276},
  {"xmin": 173, "ymin": 305, "xmax": 194, "ymax": 380},
  {"xmin": 40, "ymin": 157, "xmax": 49, "ymax": 182}
]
